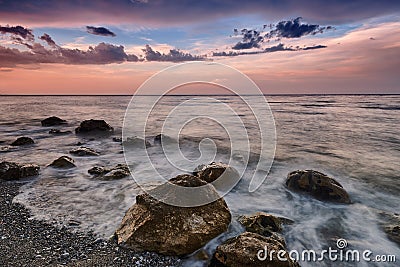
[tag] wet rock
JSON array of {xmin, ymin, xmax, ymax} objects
[
  {"xmin": 238, "ymin": 212, "xmax": 283, "ymax": 237},
  {"xmin": 112, "ymin": 137, "xmax": 122, "ymax": 143},
  {"xmin": 379, "ymin": 212, "xmax": 400, "ymax": 246},
  {"xmin": 11, "ymin": 136, "xmax": 34, "ymax": 146},
  {"xmin": 49, "ymin": 129, "xmax": 72, "ymax": 135},
  {"xmin": 285, "ymin": 170, "xmax": 351, "ymax": 204},
  {"xmin": 75, "ymin": 119, "xmax": 114, "ymax": 134},
  {"xmin": 69, "ymin": 147, "xmax": 99, "ymax": 156},
  {"xmin": 41, "ymin": 116, "xmax": 67, "ymax": 126},
  {"xmin": 115, "ymin": 174, "xmax": 231, "ymax": 256},
  {"xmin": 0, "ymin": 161, "xmax": 40, "ymax": 181},
  {"xmin": 210, "ymin": 232, "xmax": 299, "ymax": 267},
  {"xmin": 88, "ymin": 164, "xmax": 130, "ymax": 180},
  {"xmin": 122, "ymin": 137, "xmax": 151, "ymax": 148},
  {"xmin": 154, "ymin": 134, "xmax": 175, "ymax": 145},
  {"xmin": 195, "ymin": 162, "xmax": 239, "ymax": 183},
  {"xmin": 48, "ymin": 156, "xmax": 76, "ymax": 169}
]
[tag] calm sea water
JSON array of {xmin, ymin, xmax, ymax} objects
[{"xmin": 0, "ymin": 95, "xmax": 399, "ymax": 266}]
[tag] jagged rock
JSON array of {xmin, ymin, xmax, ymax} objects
[
  {"xmin": 49, "ymin": 129, "xmax": 72, "ymax": 135},
  {"xmin": 210, "ymin": 232, "xmax": 300, "ymax": 267},
  {"xmin": 88, "ymin": 164, "xmax": 130, "ymax": 180},
  {"xmin": 195, "ymin": 162, "xmax": 239, "ymax": 183},
  {"xmin": 11, "ymin": 136, "xmax": 34, "ymax": 146},
  {"xmin": 69, "ymin": 146, "xmax": 99, "ymax": 156},
  {"xmin": 379, "ymin": 212, "xmax": 400, "ymax": 246},
  {"xmin": 41, "ymin": 116, "xmax": 67, "ymax": 126},
  {"xmin": 75, "ymin": 119, "xmax": 114, "ymax": 134},
  {"xmin": 0, "ymin": 161, "xmax": 40, "ymax": 181},
  {"xmin": 115, "ymin": 174, "xmax": 231, "ymax": 256},
  {"xmin": 238, "ymin": 212, "xmax": 283, "ymax": 237},
  {"xmin": 122, "ymin": 136, "xmax": 151, "ymax": 148},
  {"xmin": 285, "ymin": 170, "xmax": 351, "ymax": 204},
  {"xmin": 49, "ymin": 156, "xmax": 76, "ymax": 168}
]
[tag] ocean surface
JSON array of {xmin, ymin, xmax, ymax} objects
[{"xmin": 0, "ymin": 95, "xmax": 399, "ymax": 266}]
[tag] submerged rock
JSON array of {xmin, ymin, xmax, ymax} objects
[
  {"xmin": 0, "ymin": 161, "xmax": 40, "ymax": 181},
  {"xmin": 285, "ymin": 170, "xmax": 351, "ymax": 204},
  {"xmin": 75, "ymin": 119, "xmax": 114, "ymax": 134},
  {"xmin": 115, "ymin": 174, "xmax": 231, "ymax": 256},
  {"xmin": 238, "ymin": 212, "xmax": 283, "ymax": 237},
  {"xmin": 11, "ymin": 136, "xmax": 34, "ymax": 146},
  {"xmin": 194, "ymin": 162, "xmax": 239, "ymax": 183},
  {"xmin": 210, "ymin": 232, "xmax": 299, "ymax": 267},
  {"xmin": 69, "ymin": 146, "xmax": 99, "ymax": 156},
  {"xmin": 112, "ymin": 137, "xmax": 122, "ymax": 143},
  {"xmin": 88, "ymin": 164, "xmax": 130, "ymax": 180},
  {"xmin": 49, "ymin": 129, "xmax": 72, "ymax": 135},
  {"xmin": 41, "ymin": 116, "xmax": 67, "ymax": 126},
  {"xmin": 49, "ymin": 156, "xmax": 76, "ymax": 169},
  {"xmin": 122, "ymin": 136, "xmax": 151, "ymax": 148},
  {"xmin": 379, "ymin": 212, "xmax": 400, "ymax": 246}
]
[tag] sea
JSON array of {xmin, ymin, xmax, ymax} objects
[{"xmin": 0, "ymin": 95, "xmax": 399, "ymax": 266}]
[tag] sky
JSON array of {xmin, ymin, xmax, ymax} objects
[{"xmin": 0, "ymin": 0, "xmax": 399, "ymax": 95}]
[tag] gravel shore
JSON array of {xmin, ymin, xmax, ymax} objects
[{"xmin": 0, "ymin": 181, "xmax": 181, "ymax": 267}]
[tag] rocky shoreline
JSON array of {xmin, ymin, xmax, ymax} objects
[{"xmin": 0, "ymin": 181, "xmax": 181, "ymax": 267}]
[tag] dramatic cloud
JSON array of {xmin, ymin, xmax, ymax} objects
[
  {"xmin": 0, "ymin": 1, "xmax": 399, "ymax": 26},
  {"xmin": 0, "ymin": 25, "xmax": 34, "ymax": 40},
  {"xmin": 86, "ymin": 26, "xmax": 116, "ymax": 37},
  {"xmin": 265, "ymin": 17, "xmax": 332, "ymax": 39},
  {"xmin": 39, "ymin": 33, "xmax": 57, "ymax": 47},
  {"xmin": 142, "ymin": 44, "xmax": 206, "ymax": 62},
  {"xmin": 232, "ymin": 29, "xmax": 264, "ymax": 50}
]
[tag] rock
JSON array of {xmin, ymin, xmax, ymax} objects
[
  {"xmin": 69, "ymin": 147, "xmax": 99, "ymax": 156},
  {"xmin": 48, "ymin": 156, "xmax": 76, "ymax": 169},
  {"xmin": 379, "ymin": 212, "xmax": 400, "ymax": 246},
  {"xmin": 195, "ymin": 162, "xmax": 239, "ymax": 183},
  {"xmin": 11, "ymin": 136, "xmax": 34, "ymax": 146},
  {"xmin": 49, "ymin": 129, "xmax": 72, "ymax": 135},
  {"xmin": 41, "ymin": 116, "xmax": 67, "ymax": 126},
  {"xmin": 75, "ymin": 119, "xmax": 114, "ymax": 134},
  {"xmin": 0, "ymin": 161, "xmax": 40, "ymax": 181},
  {"xmin": 88, "ymin": 164, "xmax": 130, "ymax": 180},
  {"xmin": 112, "ymin": 137, "xmax": 122, "ymax": 143},
  {"xmin": 154, "ymin": 134, "xmax": 175, "ymax": 145},
  {"xmin": 210, "ymin": 232, "xmax": 299, "ymax": 267},
  {"xmin": 238, "ymin": 212, "xmax": 283, "ymax": 237},
  {"xmin": 122, "ymin": 137, "xmax": 151, "ymax": 148},
  {"xmin": 285, "ymin": 170, "xmax": 351, "ymax": 204},
  {"xmin": 115, "ymin": 174, "xmax": 231, "ymax": 256}
]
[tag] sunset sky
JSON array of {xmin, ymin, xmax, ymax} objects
[{"xmin": 0, "ymin": 0, "xmax": 399, "ymax": 95}]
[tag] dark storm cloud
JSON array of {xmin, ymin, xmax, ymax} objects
[
  {"xmin": 265, "ymin": 17, "xmax": 332, "ymax": 39},
  {"xmin": 142, "ymin": 44, "xmax": 206, "ymax": 62},
  {"xmin": 0, "ymin": 1, "xmax": 399, "ymax": 26},
  {"xmin": 232, "ymin": 29, "xmax": 264, "ymax": 50},
  {"xmin": 86, "ymin": 26, "xmax": 116, "ymax": 37},
  {"xmin": 0, "ymin": 25, "xmax": 34, "ymax": 40},
  {"xmin": 39, "ymin": 33, "xmax": 57, "ymax": 47}
]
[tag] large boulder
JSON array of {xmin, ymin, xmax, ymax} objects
[
  {"xmin": 285, "ymin": 170, "xmax": 351, "ymax": 204},
  {"xmin": 69, "ymin": 146, "xmax": 99, "ymax": 156},
  {"xmin": 88, "ymin": 164, "xmax": 130, "ymax": 180},
  {"xmin": 11, "ymin": 136, "xmax": 34, "ymax": 146},
  {"xmin": 194, "ymin": 162, "xmax": 239, "ymax": 183},
  {"xmin": 115, "ymin": 174, "xmax": 231, "ymax": 256},
  {"xmin": 210, "ymin": 232, "xmax": 299, "ymax": 267},
  {"xmin": 238, "ymin": 212, "xmax": 283, "ymax": 237},
  {"xmin": 41, "ymin": 116, "xmax": 67, "ymax": 126},
  {"xmin": 154, "ymin": 134, "xmax": 175, "ymax": 145},
  {"xmin": 0, "ymin": 161, "xmax": 40, "ymax": 181},
  {"xmin": 75, "ymin": 119, "xmax": 114, "ymax": 134},
  {"xmin": 379, "ymin": 212, "xmax": 400, "ymax": 246},
  {"xmin": 49, "ymin": 156, "xmax": 76, "ymax": 169}
]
